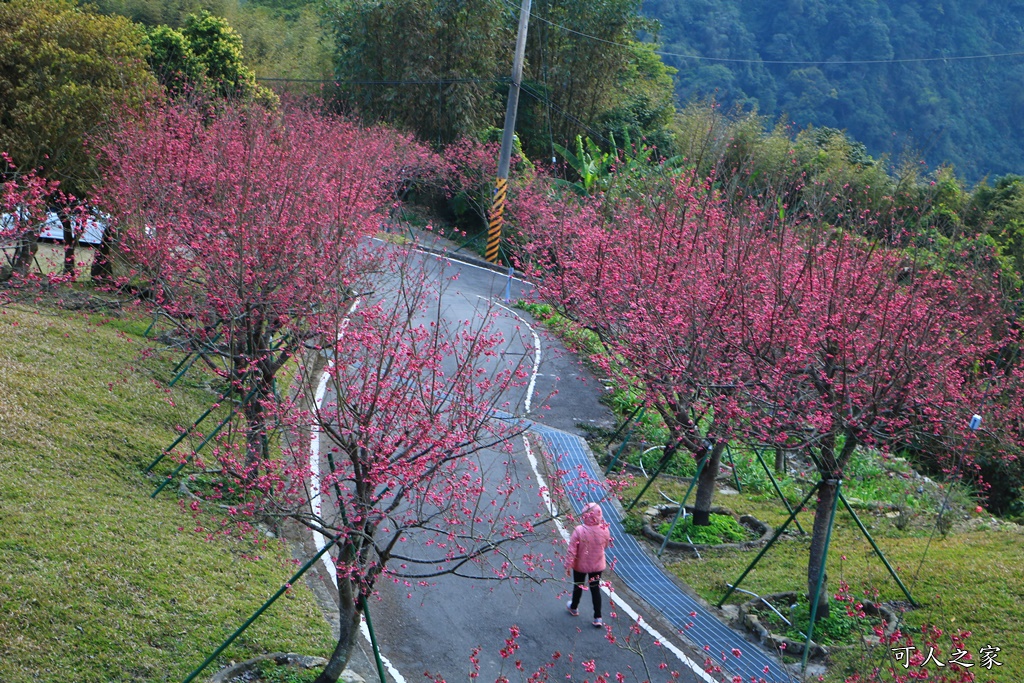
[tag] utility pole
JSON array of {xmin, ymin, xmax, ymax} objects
[{"xmin": 485, "ymin": 0, "xmax": 532, "ymax": 264}]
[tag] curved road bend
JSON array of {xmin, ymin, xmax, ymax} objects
[{"xmin": 314, "ymin": 253, "xmax": 725, "ymax": 683}]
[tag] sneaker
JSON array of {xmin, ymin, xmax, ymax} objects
[
  {"xmin": 592, "ymin": 618, "xmax": 603, "ymax": 628},
  {"xmin": 566, "ymin": 601, "xmax": 579, "ymax": 617}
]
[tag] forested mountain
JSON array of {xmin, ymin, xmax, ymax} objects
[{"xmin": 645, "ymin": 0, "xmax": 1024, "ymax": 180}]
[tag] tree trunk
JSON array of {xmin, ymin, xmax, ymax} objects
[
  {"xmin": 243, "ymin": 390, "xmax": 270, "ymax": 470},
  {"xmin": 90, "ymin": 227, "xmax": 114, "ymax": 282},
  {"xmin": 691, "ymin": 440, "xmax": 726, "ymax": 526},
  {"xmin": 774, "ymin": 446, "xmax": 786, "ymax": 475},
  {"xmin": 0, "ymin": 230, "xmax": 39, "ymax": 282},
  {"xmin": 807, "ymin": 478, "xmax": 837, "ymax": 622},
  {"xmin": 313, "ymin": 579, "xmax": 362, "ymax": 683},
  {"xmin": 61, "ymin": 213, "xmax": 79, "ymax": 277}
]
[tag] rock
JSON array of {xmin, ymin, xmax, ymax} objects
[
  {"xmin": 720, "ymin": 604, "xmax": 740, "ymax": 623},
  {"xmin": 209, "ymin": 653, "xmax": 353, "ymax": 682}
]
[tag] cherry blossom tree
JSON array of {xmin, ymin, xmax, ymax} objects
[
  {"xmin": 0, "ymin": 153, "xmax": 75, "ymax": 292},
  {"xmin": 98, "ymin": 101, "xmax": 440, "ymax": 470},
  {"xmin": 517, "ymin": 176, "xmax": 775, "ymax": 526},
  {"xmin": 204, "ymin": 252, "xmax": 546, "ymax": 683},
  {"xmin": 100, "ymin": 102, "xmax": 563, "ymax": 681},
  {"xmin": 739, "ymin": 228, "xmax": 1012, "ymax": 619}
]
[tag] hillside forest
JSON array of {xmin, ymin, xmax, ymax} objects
[{"xmin": 647, "ymin": 0, "xmax": 1024, "ymax": 182}]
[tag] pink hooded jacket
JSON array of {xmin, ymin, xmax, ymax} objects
[{"xmin": 566, "ymin": 502, "xmax": 613, "ymax": 574}]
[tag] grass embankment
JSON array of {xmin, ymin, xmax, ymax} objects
[{"xmin": 0, "ymin": 301, "xmax": 333, "ymax": 682}]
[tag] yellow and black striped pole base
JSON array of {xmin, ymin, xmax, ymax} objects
[{"xmin": 485, "ymin": 177, "xmax": 508, "ymax": 263}]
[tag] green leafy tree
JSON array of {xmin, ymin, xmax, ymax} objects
[
  {"xmin": 0, "ymin": 0, "xmax": 157, "ymax": 274},
  {"xmin": 0, "ymin": 0, "xmax": 157, "ymax": 197},
  {"xmin": 145, "ymin": 24, "xmax": 209, "ymax": 94},
  {"xmin": 326, "ymin": 0, "xmax": 511, "ymax": 145},
  {"xmin": 181, "ymin": 10, "xmax": 257, "ymax": 98},
  {"xmin": 143, "ymin": 11, "xmax": 277, "ymax": 104},
  {"xmin": 520, "ymin": 0, "xmax": 675, "ymax": 155}
]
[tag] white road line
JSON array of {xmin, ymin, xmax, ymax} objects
[
  {"xmin": 487, "ymin": 298, "xmax": 541, "ymax": 413},
  {"xmin": 500, "ymin": 300, "xmax": 717, "ymax": 683},
  {"xmin": 370, "ymin": 235, "xmax": 535, "ymax": 286}
]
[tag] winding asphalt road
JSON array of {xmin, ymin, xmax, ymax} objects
[{"xmin": 314, "ymin": 252, "xmax": 721, "ymax": 683}]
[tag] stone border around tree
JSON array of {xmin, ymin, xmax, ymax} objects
[
  {"xmin": 738, "ymin": 591, "xmax": 900, "ymax": 662},
  {"xmin": 640, "ymin": 504, "xmax": 774, "ymax": 552},
  {"xmin": 208, "ymin": 652, "xmax": 365, "ymax": 683}
]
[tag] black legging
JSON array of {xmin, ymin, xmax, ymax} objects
[{"xmin": 570, "ymin": 570, "xmax": 602, "ymax": 618}]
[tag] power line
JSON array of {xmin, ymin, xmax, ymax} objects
[
  {"xmin": 502, "ymin": 0, "xmax": 1024, "ymax": 66},
  {"xmin": 518, "ymin": 82, "xmax": 613, "ymax": 148},
  {"xmin": 257, "ymin": 77, "xmax": 509, "ymax": 85}
]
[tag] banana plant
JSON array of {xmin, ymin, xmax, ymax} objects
[{"xmin": 553, "ymin": 131, "xmax": 684, "ymax": 198}]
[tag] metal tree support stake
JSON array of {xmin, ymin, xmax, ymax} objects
[
  {"xmin": 725, "ymin": 442, "xmax": 743, "ymax": 493},
  {"xmin": 802, "ymin": 480, "xmax": 842, "ymax": 672},
  {"xmin": 604, "ymin": 407, "xmax": 646, "ymax": 475},
  {"xmin": 838, "ymin": 490, "xmax": 917, "ymax": 607},
  {"xmin": 168, "ymin": 332, "xmax": 223, "ymax": 387},
  {"xmin": 144, "ymin": 388, "xmax": 234, "ymax": 474},
  {"xmin": 181, "ymin": 537, "xmax": 337, "ymax": 683},
  {"xmin": 657, "ymin": 450, "xmax": 712, "ymax": 556},
  {"xmin": 752, "ymin": 445, "xmax": 805, "ymax": 534},
  {"xmin": 150, "ymin": 386, "xmax": 260, "ymax": 497},
  {"xmin": 624, "ymin": 443, "xmax": 681, "ymax": 512},
  {"xmin": 717, "ymin": 483, "xmax": 821, "ymax": 607},
  {"xmin": 360, "ymin": 595, "xmax": 388, "ymax": 683}
]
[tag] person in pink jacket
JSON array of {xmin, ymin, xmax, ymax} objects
[{"xmin": 565, "ymin": 501, "xmax": 613, "ymax": 627}]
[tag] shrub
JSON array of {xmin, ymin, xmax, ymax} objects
[{"xmin": 658, "ymin": 513, "xmax": 749, "ymax": 544}]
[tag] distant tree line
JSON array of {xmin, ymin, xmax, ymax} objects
[{"xmin": 644, "ymin": 0, "xmax": 1024, "ymax": 182}]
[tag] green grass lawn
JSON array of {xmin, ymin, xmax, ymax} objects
[
  {"xmin": 619, "ymin": 477, "xmax": 1023, "ymax": 682},
  {"xmin": 0, "ymin": 301, "xmax": 334, "ymax": 682}
]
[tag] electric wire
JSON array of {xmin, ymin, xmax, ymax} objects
[
  {"xmin": 518, "ymin": 81, "xmax": 614, "ymax": 148},
  {"xmin": 257, "ymin": 77, "xmax": 509, "ymax": 85},
  {"xmin": 538, "ymin": 16, "xmax": 558, "ymax": 166},
  {"xmin": 500, "ymin": 0, "xmax": 1024, "ymax": 66}
]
